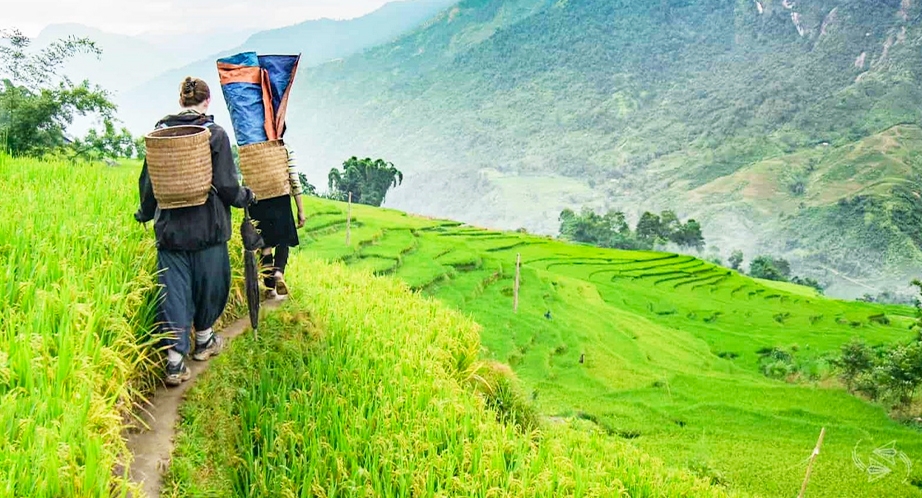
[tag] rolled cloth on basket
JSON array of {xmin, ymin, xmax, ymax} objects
[
  {"xmin": 217, "ymin": 52, "xmax": 301, "ymax": 199},
  {"xmin": 143, "ymin": 125, "xmax": 213, "ymax": 209},
  {"xmin": 216, "ymin": 52, "xmax": 301, "ymax": 146}
]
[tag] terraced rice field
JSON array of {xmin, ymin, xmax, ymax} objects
[{"xmin": 291, "ymin": 195, "xmax": 922, "ymax": 498}]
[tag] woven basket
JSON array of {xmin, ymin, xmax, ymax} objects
[
  {"xmin": 144, "ymin": 125, "xmax": 213, "ymax": 209},
  {"xmin": 238, "ymin": 140, "xmax": 291, "ymax": 201}
]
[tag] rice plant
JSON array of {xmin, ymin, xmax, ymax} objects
[
  {"xmin": 165, "ymin": 259, "xmax": 731, "ymax": 497},
  {"xmin": 0, "ymin": 154, "xmax": 245, "ymax": 497}
]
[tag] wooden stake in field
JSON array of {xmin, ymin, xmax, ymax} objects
[
  {"xmin": 346, "ymin": 192, "xmax": 352, "ymax": 246},
  {"xmin": 797, "ymin": 427, "xmax": 826, "ymax": 498},
  {"xmin": 514, "ymin": 253, "xmax": 521, "ymax": 313}
]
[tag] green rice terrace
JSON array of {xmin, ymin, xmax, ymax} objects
[
  {"xmin": 258, "ymin": 195, "xmax": 922, "ymax": 498},
  {"xmin": 2, "ymin": 155, "xmax": 921, "ymax": 497}
]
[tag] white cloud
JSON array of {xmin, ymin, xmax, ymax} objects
[{"xmin": 5, "ymin": 0, "xmax": 393, "ymax": 37}]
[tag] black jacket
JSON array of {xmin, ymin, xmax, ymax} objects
[{"xmin": 135, "ymin": 112, "xmax": 254, "ymax": 251}]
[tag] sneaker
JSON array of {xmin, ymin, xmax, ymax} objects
[
  {"xmin": 192, "ymin": 334, "xmax": 225, "ymax": 362},
  {"xmin": 164, "ymin": 361, "xmax": 191, "ymax": 387},
  {"xmin": 275, "ymin": 273, "xmax": 289, "ymax": 296}
]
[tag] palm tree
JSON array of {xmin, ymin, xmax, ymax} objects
[{"xmin": 328, "ymin": 156, "xmax": 403, "ymax": 207}]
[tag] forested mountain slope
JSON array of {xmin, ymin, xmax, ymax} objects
[{"xmin": 287, "ymin": 0, "xmax": 922, "ymax": 297}]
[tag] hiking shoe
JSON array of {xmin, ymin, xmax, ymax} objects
[
  {"xmin": 275, "ymin": 274, "xmax": 289, "ymax": 296},
  {"xmin": 164, "ymin": 361, "xmax": 191, "ymax": 387},
  {"xmin": 192, "ymin": 334, "xmax": 225, "ymax": 362}
]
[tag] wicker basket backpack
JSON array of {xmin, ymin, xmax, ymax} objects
[{"xmin": 143, "ymin": 125, "xmax": 213, "ymax": 209}]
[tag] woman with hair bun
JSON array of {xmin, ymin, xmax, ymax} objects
[{"xmin": 135, "ymin": 76, "xmax": 256, "ymax": 387}]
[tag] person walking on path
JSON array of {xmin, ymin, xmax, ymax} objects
[
  {"xmin": 249, "ymin": 145, "xmax": 306, "ymax": 299},
  {"xmin": 134, "ymin": 77, "xmax": 256, "ymax": 386}
]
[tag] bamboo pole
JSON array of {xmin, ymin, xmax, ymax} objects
[
  {"xmin": 797, "ymin": 427, "xmax": 826, "ymax": 498},
  {"xmin": 346, "ymin": 192, "xmax": 352, "ymax": 246},
  {"xmin": 514, "ymin": 253, "xmax": 521, "ymax": 312}
]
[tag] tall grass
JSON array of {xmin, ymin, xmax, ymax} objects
[
  {"xmin": 0, "ymin": 155, "xmax": 244, "ymax": 497},
  {"xmin": 165, "ymin": 258, "xmax": 730, "ymax": 497}
]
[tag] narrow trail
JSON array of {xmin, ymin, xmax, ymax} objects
[{"xmin": 124, "ymin": 299, "xmax": 283, "ymax": 498}]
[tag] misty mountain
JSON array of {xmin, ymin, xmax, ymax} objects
[
  {"xmin": 134, "ymin": 29, "xmax": 255, "ymax": 62},
  {"xmin": 284, "ymin": 0, "xmax": 922, "ymax": 298},
  {"xmin": 32, "ymin": 24, "xmax": 254, "ymax": 135},
  {"xmin": 118, "ymin": 0, "xmax": 459, "ymax": 139},
  {"xmin": 33, "ymin": 24, "xmax": 185, "ymax": 95}
]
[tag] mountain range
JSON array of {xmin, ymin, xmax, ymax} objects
[
  {"xmin": 41, "ymin": 0, "xmax": 922, "ymax": 298},
  {"xmin": 282, "ymin": 0, "xmax": 922, "ymax": 298},
  {"xmin": 116, "ymin": 0, "xmax": 458, "ymax": 137}
]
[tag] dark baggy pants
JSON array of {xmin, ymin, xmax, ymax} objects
[
  {"xmin": 261, "ymin": 245, "xmax": 290, "ymax": 288},
  {"xmin": 156, "ymin": 243, "xmax": 231, "ymax": 356}
]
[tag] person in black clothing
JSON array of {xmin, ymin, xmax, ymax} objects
[
  {"xmin": 135, "ymin": 77, "xmax": 255, "ymax": 386},
  {"xmin": 250, "ymin": 145, "xmax": 306, "ymax": 299}
]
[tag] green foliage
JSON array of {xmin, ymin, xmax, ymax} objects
[
  {"xmin": 913, "ymin": 280, "xmax": 922, "ymax": 334},
  {"xmin": 558, "ymin": 207, "xmax": 638, "ymax": 250},
  {"xmin": 672, "ymin": 219, "xmax": 705, "ymax": 252},
  {"xmin": 635, "ymin": 212, "xmax": 663, "ymax": 247},
  {"xmin": 728, "ymin": 250, "xmax": 744, "ymax": 271},
  {"xmin": 878, "ymin": 341, "xmax": 922, "ymax": 408},
  {"xmin": 749, "ymin": 256, "xmax": 792, "ymax": 282},
  {"xmin": 68, "ymin": 120, "xmax": 138, "ymax": 162},
  {"xmin": 791, "ymin": 276, "xmax": 826, "ymax": 295},
  {"xmin": 750, "ymin": 256, "xmax": 825, "ymax": 293},
  {"xmin": 560, "ymin": 208, "xmax": 704, "ymax": 251},
  {"xmin": 832, "ymin": 334, "xmax": 922, "ymax": 414},
  {"xmin": 328, "ymin": 156, "xmax": 403, "ymax": 206},
  {"xmin": 833, "ymin": 339, "xmax": 877, "ymax": 391},
  {"xmin": 0, "ymin": 28, "xmax": 119, "ymax": 157},
  {"xmin": 297, "ymin": 171, "xmax": 317, "ymax": 196}
]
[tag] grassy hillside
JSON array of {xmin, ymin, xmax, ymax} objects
[
  {"xmin": 2, "ymin": 154, "xmax": 919, "ymax": 497},
  {"xmin": 274, "ymin": 195, "xmax": 922, "ymax": 497},
  {"xmin": 165, "ymin": 259, "xmax": 727, "ymax": 497},
  {"xmin": 0, "ymin": 155, "xmax": 245, "ymax": 497},
  {"xmin": 286, "ymin": 0, "xmax": 922, "ymax": 298}
]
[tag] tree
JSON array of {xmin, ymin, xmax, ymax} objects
[
  {"xmin": 749, "ymin": 256, "xmax": 792, "ymax": 282},
  {"xmin": 671, "ymin": 219, "xmax": 705, "ymax": 251},
  {"xmin": 298, "ymin": 172, "xmax": 317, "ymax": 196},
  {"xmin": 791, "ymin": 276, "xmax": 825, "ymax": 294},
  {"xmin": 0, "ymin": 28, "xmax": 117, "ymax": 156},
  {"xmin": 328, "ymin": 156, "xmax": 403, "ymax": 207},
  {"xmin": 559, "ymin": 208, "xmax": 640, "ymax": 250},
  {"xmin": 658, "ymin": 210, "xmax": 680, "ymax": 240},
  {"xmin": 635, "ymin": 212, "xmax": 662, "ymax": 248},
  {"xmin": 68, "ymin": 119, "xmax": 137, "ymax": 162},
  {"xmin": 879, "ymin": 342, "xmax": 922, "ymax": 409},
  {"xmin": 833, "ymin": 339, "xmax": 875, "ymax": 392},
  {"xmin": 729, "ymin": 250, "xmax": 744, "ymax": 271},
  {"xmin": 560, "ymin": 207, "xmax": 704, "ymax": 252}
]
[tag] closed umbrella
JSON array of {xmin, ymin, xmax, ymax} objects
[{"xmin": 240, "ymin": 206, "xmax": 264, "ymax": 335}]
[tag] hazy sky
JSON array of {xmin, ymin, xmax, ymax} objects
[{"xmin": 7, "ymin": 0, "xmax": 393, "ymax": 37}]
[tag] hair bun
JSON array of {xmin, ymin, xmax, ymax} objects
[
  {"xmin": 181, "ymin": 77, "xmax": 196, "ymax": 98},
  {"xmin": 179, "ymin": 76, "xmax": 210, "ymax": 107}
]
